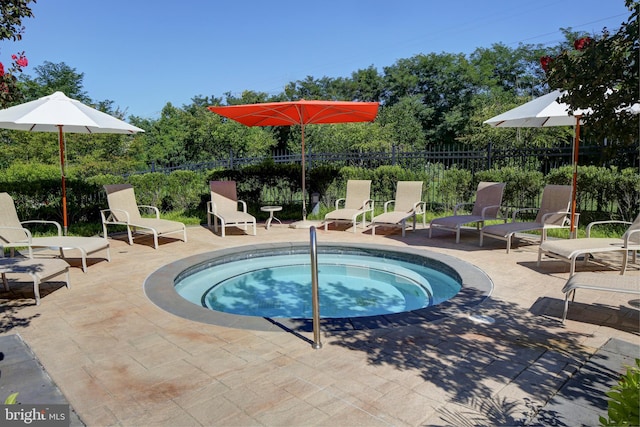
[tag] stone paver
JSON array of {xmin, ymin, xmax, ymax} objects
[{"xmin": 1, "ymin": 223, "xmax": 638, "ymax": 426}]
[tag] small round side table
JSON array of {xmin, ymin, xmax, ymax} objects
[{"xmin": 260, "ymin": 206, "xmax": 282, "ymax": 229}]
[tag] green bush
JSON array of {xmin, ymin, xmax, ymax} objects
[
  {"xmin": 600, "ymin": 359, "xmax": 640, "ymax": 427},
  {"xmin": 476, "ymin": 167, "xmax": 545, "ymax": 209},
  {"xmin": 0, "ymin": 162, "xmax": 637, "ymax": 233},
  {"xmin": 165, "ymin": 170, "xmax": 207, "ymax": 212},
  {"xmin": 434, "ymin": 167, "xmax": 472, "ymax": 212},
  {"xmin": 127, "ymin": 172, "xmax": 168, "ymax": 208}
]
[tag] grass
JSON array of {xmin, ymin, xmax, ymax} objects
[{"xmin": 37, "ymin": 203, "xmax": 635, "ymax": 240}]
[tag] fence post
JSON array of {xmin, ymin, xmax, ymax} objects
[
  {"xmin": 229, "ymin": 149, "xmax": 233, "ymax": 169},
  {"xmin": 392, "ymin": 145, "xmax": 396, "ymax": 166},
  {"xmin": 486, "ymin": 142, "xmax": 492, "ymax": 170}
]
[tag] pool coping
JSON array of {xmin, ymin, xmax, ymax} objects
[{"xmin": 143, "ymin": 242, "xmax": 494, "ymax": 332}]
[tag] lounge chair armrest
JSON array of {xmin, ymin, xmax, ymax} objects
[
  {"xmin": 510, "ymin": 207, "xmax": 538, "ymax": 222},
  {"xmin": 20, "ymin": 220, "xmax": 63, "ymax": 236},
  {"xmin": 334, "ymin": 198, "xmax": 346, "ymax": 209},
  {"xmin": 413, "ymin": 201, "xmax": 426, "ymax": 214},
  {"xmin": 586, "ymin": 219, "xmax": 632, "ymax": 237},
  {"xmin": 624, "ymin": 227, "xmax": 640, "ymax": 247},
  {"xmin": 0, "ymin": 225, "xmax": 32, "ymax": 242},
  {"xmin": 453, "ymin": 202, "xmax": 473, "ymax": 215},
  {"xmin": 383, "ymin": 200, "xmax": 396, "ymax": 213},
  {"xmin": 363, "ymin": 199, "xmax": 374, "ymax": 212},
  {"xmin": 540, "ymin": 210, "xmax": 572, "ymax": 225},
  {"xmin": 480, "ymin": 204, "xmax": 503, "ymax": 219},
  {"xmin": 137, "ymin": 205, "xmax": 160, "ymax": 219},
  {"xmin": 238, "ymin": 200, "xmax": 248, "ymax": 213},
  {"xmin": 102, "ymin": 208, "xmax": 131, "ymax": 224}
]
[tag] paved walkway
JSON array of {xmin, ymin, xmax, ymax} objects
[{"xmin": 1, "ymin": 222, "xmax": 638, "ymax": 426}]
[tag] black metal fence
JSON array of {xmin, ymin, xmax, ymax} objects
[{"xmin": 142, "ymin": 142, "xmax": 638, "ymax": 176}]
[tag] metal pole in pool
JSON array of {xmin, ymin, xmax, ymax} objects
[{"xmin": 310, "ymin": 226, "xmax": 322, "ymax": 349}]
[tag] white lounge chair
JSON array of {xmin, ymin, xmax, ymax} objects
[
  {"xmin": 102, "ymin": 184, "xmax": 187, "ymax": 249},
  {"xmin": 207, "ymin": 181, "xmax": 256, "ymax": 237},
  {"xmin": 371, "ymin": 181, "xmax": 425, "ymax": 237},
  {"xmin": 538, "ymin": 214, "xmax": 640, "ymax": 276},
  {"xmin": 429, "ymin": 182, "xmax": 506, "ymax": 243},
  {"xmin": 0, "ymin": 257, "xmax": 70, "ymax": 305},
  {"xmin": 480, "ymin": 184, "xmax": 573, "ymax": 253},
  {"xmin": 0, "ymin": 192, "xmax": 110, "ymax": 272},
  {"xmin": 561, "ymin": 272, "xmax": 640, "ymax": 323},
  {"xmin": 324, "ymin": 180, "xmax": 374, "ymax": 233}
]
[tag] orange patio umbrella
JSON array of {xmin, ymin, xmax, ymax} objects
[{"xmin": 208, "ymin": 100, "xmax": 379, "ymax": 227}]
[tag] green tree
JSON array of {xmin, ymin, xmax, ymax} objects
[
  {"xmin": 0, "ymin": 0, "xmax": 35, "ymax": 41},
  {"xmin": 543, "ymin": 0, "xmax": 639, "ymax": 145},
  {"xmin": 19, "ymin": 61, "xmax": 90, "ymax": 102},
  {"xmin": 376, "ymin": 96, "xmax": 427, "ymax": 150},
  {"xmin": 0, "ymin": 0, "xmax": 35, "ymax": 107},
  {"xmin": 382, "ymin": 53, "xmax": 476, "ymax": 145}
]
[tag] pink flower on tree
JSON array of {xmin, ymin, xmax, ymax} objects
[
  {"xmin": 0, "ymin": 62, "xmax": 4, "ymax": 77},
  {"xmin": 15, "ymin": 55, "xmax": 28, "ymax": 68}
]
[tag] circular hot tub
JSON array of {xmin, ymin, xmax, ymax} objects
[{"xmin": 144, "ymin": 243, "xmax": 493, "ymax": 331}]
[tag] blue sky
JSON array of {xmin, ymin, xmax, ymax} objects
[{"xmin": 0, "ymin": 0, "xmax": 631, "ymax": 119}]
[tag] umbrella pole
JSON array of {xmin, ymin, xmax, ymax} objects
[
  {"xmin": 58, "ymin": 126, "xmax": 68, "ymax": 235},
  {"xmin": 301, "ymin": 124, "xmax": 307, "ymax": 220},
  {"xmin": 570, "ymin": 117, "xmax": 581, "ymax": 238}
]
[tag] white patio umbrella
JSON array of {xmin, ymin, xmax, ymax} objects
[
  {"xmin": 0, "ymin": 91, "xmax": 145, "ymax": 233},
  {"xmin": 484, "ymin": 89, "xmax": 589, "ymax": 236}
]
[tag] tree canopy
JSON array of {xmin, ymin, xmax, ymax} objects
[{"xmin": 543, "ymin": 0, "xmax": 639, "ymax": 145}]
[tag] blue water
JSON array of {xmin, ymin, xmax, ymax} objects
[{"xmin": 175, "ymin": 253, "xmax": 461, "ymax": 319}]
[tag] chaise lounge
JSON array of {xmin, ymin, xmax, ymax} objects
[
  {"xmin": 0, "ymin": 192, "xmax": 110, "ymax": 272},
  {"xmin": 0, "ymin": 257, "xmax": 70, "ymax": 305},
  {"xmin": 480, "ymin": 184, "xmax": 573, "ymax": 253},
  {"xmin": 102, "ymin": 184, "xmax": 187, "ymax": 249},
  {"xmin": 324, "ymin": 180, "xmax": 374, "ymax": 233},
  {"xmin": 207, "ymin": 181, "xmax": 256, "ymax": 237},
  {"xmin": 429, "ymin": 182, "xmax": 506, "ymax": 243},
  {"xmin": 537, "ymin": 214, "xmax": 640, "ymax": 276},
  {"xmin": 371, "ymin": 181, "xmax": 425, "ymax": 237}
]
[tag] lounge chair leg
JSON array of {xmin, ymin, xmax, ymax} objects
[
  {"xmin": 621, "ymin": 251, "xmax": 628, "ymax": 275},
  {"xmin": 126, "ymin": 227, "xmax": 134, "ymax": 245},
  {"xmin": 562, "ymin": 294, "xmax": 570, "ymax": 323},
  {"xmin": 32, "ymin": 276, "xmax": 41, "ymax": 306},
  {"xmin": 80, "ymin": 249, "xmax": 88, "ymax": 273}
]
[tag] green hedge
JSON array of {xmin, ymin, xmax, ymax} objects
[{"xmin": 0, "ymin": 162, "xmax": 637, "ymax": 234}]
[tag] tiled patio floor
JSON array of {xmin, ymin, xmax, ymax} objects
[{"xmin": 1, "ymin": 221, "xmax": 638, "ymax": 426}]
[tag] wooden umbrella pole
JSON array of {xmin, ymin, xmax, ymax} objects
[
  {"xmin": 570, "ymin": 116, "xmax": 581, "ymax": 238},
  {"xmin": 58, "ymin": 126, "xmax": 68, "ymax": 235},
  {"xmin": 301, "ymin": 123, "xmax": 307, "ymax": 220}
]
